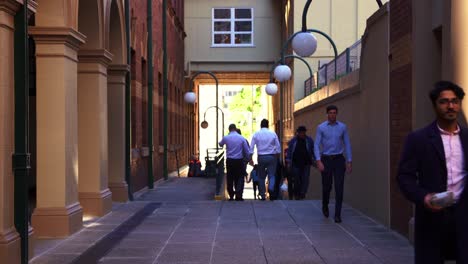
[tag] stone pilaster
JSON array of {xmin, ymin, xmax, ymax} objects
[
  {"xmin": 0, "ymin": 1, "xmax": 22, "ymax": 262},
  {"xmin": 108, "ymin": 64, "xmax": 130, "ymax": 202},
  {"xmin": 77, "ymin": 49, "xmax": 113, "ymax": 216},
  {"xmin": 29, "ymin": 26, "xmax": 85, "ymax": 237}
]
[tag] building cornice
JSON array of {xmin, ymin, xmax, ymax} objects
[
  {"xmin": 29, "ymin": 26, "xmax": 86, "ymax": 51},
  {"xmin": 78, "ymin": 49, "xmax": 114, "ymax": 66}
]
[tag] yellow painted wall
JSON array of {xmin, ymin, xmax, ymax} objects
[
  {"xmin": 184, "ymin": 0, "xmax": 282, "ymax": 72},
  {"xmin": 294, "ymin": 5, "xmax": 391, "ymax": 226},
  {"xmin": 292, "ymin": 0, "xmax": 388, "ymax": 101}
]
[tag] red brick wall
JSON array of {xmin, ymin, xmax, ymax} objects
[
  {"xmin": 130, "ymin": 0, "xmax": 188, "ymax": 191},
  {"xmin": 389, "ymin": 0, "xmax": 413, "ymax": 236}
]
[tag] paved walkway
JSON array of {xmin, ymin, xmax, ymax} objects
[{"xmin": 31, "ymin": 177, "xmax": 414, "ymax": 264}]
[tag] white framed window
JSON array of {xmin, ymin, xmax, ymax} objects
[{"xmin": 212, "ymin": 7, "xmax": 254, "ymax": 47}]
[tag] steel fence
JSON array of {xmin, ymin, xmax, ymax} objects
[{"xmin": 303, "ymin": 39, "xmax": 362, "ymax": 97}]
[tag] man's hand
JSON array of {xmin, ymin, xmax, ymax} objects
[
  {"xmin": 424, "ymin": 193, "xmax": 443, "ymax": 212},
  {"xmin": 316, "ymin": 160, "xmax": 325, "ymax": 172},
  {"xmin": 248, "ymin": 160, "xmax": 254, "ymax": 166},
  {"xmin": 346, "ymin": 162, "xmax": 352, "ymax": 174}
]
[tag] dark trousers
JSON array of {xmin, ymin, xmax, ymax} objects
[
  {"xmin": 321, "ymin": 155, "xmax": 345, "ymax": 217},
  {"xmin": 226, "ymin": 158, "xmax": 244, "ymax": 199},
  {"xmin": 415, "ymin": 207, "xmax": 459, "ymax": 264},
  {"xmin": 292, "ymin": 165, "xmax": 311, "ymax": 199},
  {"xmin": 253, "ymin": 181, "xmax": 259, "ymax": 199}
]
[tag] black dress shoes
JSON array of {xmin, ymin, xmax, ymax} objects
[
  {"xmin": 322, "ymin": 206, "xmax": 329, "ymax": 218},
  {"xmin": 334, "ymin": 216, "xmax": 342, "ymax": 223}
]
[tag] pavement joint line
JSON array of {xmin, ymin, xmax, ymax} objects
[
  {"xmin": 251, "ymin": 201, "xmax": 270, "ymax": 264},
  {"xmin": 152, "ymin": 206, "xmax": 190, "ymax": 264},
  {"xmin": 335, "ymin": 219, "xmax": 387, "ymax": 263},
  {"xmin": 283, "ymin": 200, "xmax": 329, "ymax": 264},
  {"xmin": 311, "ymin": 201, "xmax": 387, "ymax": 264},
  {"xmin": 70, "ymin": 202, "xmax": 161, "ymax": 264},
  {"xmin": 29, "ymin": 203, "xmax": 145, "ymax": 263},
  {"xmin": 209, "ymin": 201, "xmax": 223, "ymax": 264}
]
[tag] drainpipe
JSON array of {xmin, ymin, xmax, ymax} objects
[
  {"xmin": 163, "ymin": 0, "xmax": 168, "ymax": 180},
  {"xmin": 125, "ymin": 0, "xmax": 134, "ymax": 200},
  {"xmin": 147, "ymin": 0, "xmax": 154, "ymax": 188},
  {"xmin": 13, "ymin": 0, "xmax": 30, "ymax": 263}
]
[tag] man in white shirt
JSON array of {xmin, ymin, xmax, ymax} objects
[{"xmin": 249, "ymin": 119, "xmax": 281, "ymax": 200}]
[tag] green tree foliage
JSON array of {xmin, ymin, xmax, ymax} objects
[{"xmin": 227, "ymin": 85, "xmax": 262, "ymax": 140}]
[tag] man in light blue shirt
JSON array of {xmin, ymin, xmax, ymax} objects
[
  {"xmin": 314, "ymin": 105, "xmax": 352, "ymax": 223},
  {"xmin": 219, "ymin": 124, "xmax": 250, "ymax": 201},
  {"xmin": 250, "ymin": 119, "xmax": 281, "ymax": 200}
]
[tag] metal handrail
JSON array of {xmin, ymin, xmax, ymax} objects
[{"xmin": 304, "ymin": 39, "xmax": 362, "ymax": 97}]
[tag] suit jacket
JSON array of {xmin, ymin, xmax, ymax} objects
[
  {"xmin": 285, "ymin": 136, "xmax": 315, "ymax": 166},
  {"xmin": 397, "ymin": 121, "xmax": 468, "ymax": 264}
]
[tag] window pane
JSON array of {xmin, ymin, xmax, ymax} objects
[
  {"xmin": 214, "ymin": 9, "xmax": 230, "ymax": 19},
  {"xmin": 235, "ymin": 21, "xmax": 251, "ymax": 32},
  {"xmin": 235, "ymin": 34, "xmax": 252, "ymax": 44},
  {"xmin": 235, "ymin": 9, "xmax": 251, "ymax": 18},
  {"xmin": 214, "ymin": 21, "xmax": 230, "ymax": 32},
  {"xmin": 214, "ymin": 34, "xmax": 231, "ymax": 44}
]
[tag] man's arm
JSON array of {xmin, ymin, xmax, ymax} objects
[
  {"xmin": 314, "ymin": 126, "xmax": 325, "ymax": 171},
  {"xmin": 242, "ymin": 139, "xmax": 250, "ymax": 160},
  {"xmin": 307, "ymin": 137, "xmax": 317, "ymax": 166},
  {"xmin": 342, "ymin": 125, "xmax": 352, "ymax": 173},
  {"xmin": 219, "ymin": 137, "xmax": 225, "ymax": 147},
  {"xmin": 274, "ymin": 134, "xmax": 281, "ymax": 154},
  {"xmin": 285, "ymin": 139, "xmax": 293, "ymax": 165},
  {"xmin": 343, "ymin": 125, "xmax": 352, "ymax": 162},
  {"xmin": 397, "ymin": 133, "xmax": 430, "ymax": 207},
  {"xmin": 314, "ymin": 126, "xmax": 322, "ymax": 160},
  {"xmin": 249, "ymin": 133, "xmax": 256, "ymax": 154}
]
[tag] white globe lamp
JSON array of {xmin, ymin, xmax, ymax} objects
[
  {"xmin": 184, "ymin": 92, "xmax": 197, "ymax": 104},
  {"xmin": 265, "ymin": 83, "xmax": 278, "ymax": 96},
  {"xmin": 273, "ymin": 65, "xmax": 292, "ymax": 82},
  {"xmin": 292, "ymin": 32, "xmax": 317, "ymax": 57}
]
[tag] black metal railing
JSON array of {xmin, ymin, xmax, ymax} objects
[
  {"xmin": 205, "ymin": 148, "xmax": 225, "ymax": 197},
  {"xmin": 304, "ymin": 39, "xmax": 362, "ymax": 97}
]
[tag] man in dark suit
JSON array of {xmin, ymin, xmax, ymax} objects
[{"xmin": 397, "ymin": 80, "xmax": 468, "ymax": 264}]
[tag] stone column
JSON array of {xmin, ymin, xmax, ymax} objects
[
  {"xmin": 107, "ymin": 64, "xmax": 129, "ymax": 202},
  {"xmin": 77, "ymin": 50, "xmax": 113, "ymax": 217},
  {"xmin": 0, "ymin": 1, "xmax": 21, "ymax": 262},
  {"xmin": 450, "ymin": 0, "xmax": 468, "ymax": 90},
  {"xmin": 30, "ymin": 27, "xmax": 85, "ymax": 237}
]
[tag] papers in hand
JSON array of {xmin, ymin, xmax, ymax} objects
[{"xmin": 430, "ymin": 191, "xmax": 455, "ymax": 208}]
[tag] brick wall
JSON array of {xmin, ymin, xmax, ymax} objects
[
  {"xmin": 389, "ymin": 0, "xmax": 413, "ymax": 236},
  {"xmin": 130, "ymin": 0, "xmax": 188, "ymax": 191}
]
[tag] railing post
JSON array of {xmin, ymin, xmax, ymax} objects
[
  {"xmin": 346, "ymin": 48, "xmax": 351, "ymax": 73},
  {"xmin": 324, "ymin": 64, "xmax": 328, "ymax": 85}
]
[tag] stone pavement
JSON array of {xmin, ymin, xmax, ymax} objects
[{"xmin": 31, "ymin": 177, "xmax": 414, "ymax": 264}]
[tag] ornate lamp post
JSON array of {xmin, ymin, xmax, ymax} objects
[
  {"xmin": 184, "ymin": 71, "xmax": 220, "ymax": 151},
  {"xmin": 200, "ymin": 106, "xmax": 225, "ymax": 137},
  {"xmin": 267, "ymin": 55, "xmax": 314, "ymax": 96},
  {"xmin": 268, "ymin": 0, "xmax": 339, "ymax": 160}
]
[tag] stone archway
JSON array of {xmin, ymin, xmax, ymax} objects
[{"xmin": 106, "ymin": 0, "xmax": 129, "ymax": 201}]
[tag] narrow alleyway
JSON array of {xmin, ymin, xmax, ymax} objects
[{"xmin": 31, "ymin": 177, "xmax": 413, "ymax": 264}]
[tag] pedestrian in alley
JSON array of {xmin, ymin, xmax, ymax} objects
[
  {"xmin": 236, "ymin": 128, "xmax": 250, "ymax": 197},
  {"xmin": 236, "ymin": 128, "xmax": 250, "ymax": 179},
  {"xmin": 219, "ymin": 124, "xmax": 250, "ymax": 201},
  {"xmin": 249, "ymin": 119, "xmax": 281, "ymax": 200},
  {"xmin": 397, "ymin": 80, "xmax": 468, "ymax": 264},
  {"xmin": 286, "ymin": 126, "xmax": 316, "ymax": 200},
  {"xmin": 314, "ymin": 105, "xmax": 352, "ymax": 223}
]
